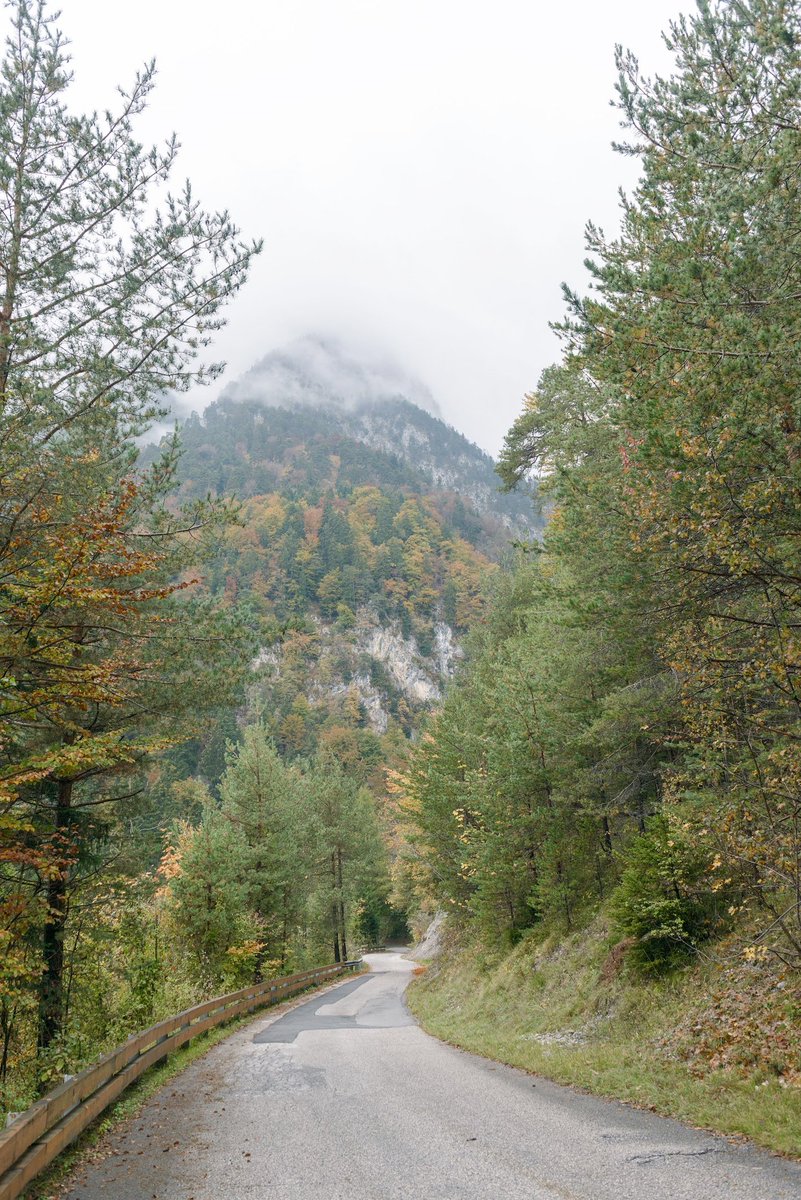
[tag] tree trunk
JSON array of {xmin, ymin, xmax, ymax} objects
[
  {"xmin": 331, "ymin": 853, "xmax": 341, "ymax": 962},
  {"xmin": 331, "ymin": 908, "xmax": 341, "ymax": 963},
  {"xmin": 38, "ymin": 778, "xmax": 72, "ymax": 1057},
  {"xmin": 280, "ymin": 885, "xmax": 289, "ymax": 970},
  {"xmin": 636, "ymin": 792, "xmax": 646, "ymax": 834},
  {"xmin": 555, "ymin": 857, "xmax": 572, "ymax": 930},
  {"xmin": 0, "ymin": 998, "xmax": 15, "ymax": 1085},
  {"xmin": 337, "ymin": 848, "xmax": 347, "ymax": 962},
  {"xmin": 602, "ymin": 814, "xmax": 613, "ymax": 856}
]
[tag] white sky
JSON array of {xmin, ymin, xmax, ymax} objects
[{"xmin": 29, "ymin": 0, "xmax": 680, "ymax": 455}]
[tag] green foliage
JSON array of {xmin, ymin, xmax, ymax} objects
[
  {"xmin": 0, "ymin": 0, "xmax": 259, "ymax": 1092},
  {"xmin": 304, "ymin": 755, "xmax": 391, "ymax": 961},
  {"xmin": 407, "ymin": 0, "xmax": 801, "ymax": 976},
  {"xmin": 165, "ymin": 804, "xmax": 253, "ymax": 989},
  {"xmin": 19, "ymin": 0, "xmax": 801, "ymax": 1140},
  {"xmin": 205, "ymin": 486, "xmax": 493, "ymax": 635},
  {"xmin": 168, "ymin": 394, "xmax": 536, "ymax": 534},
  {"xmin": 609, "ymin": 823, "xmax": 731, "ymax": 973},
  {"xmin": 159, "ymin": 734, "xmax": 393, "ymax": 978},
  {"xmin": 404, "ymin": 443, "xmax": 672, "ymax": 945},
  {"xmin": 220, "ymin": 726, "xmax": 310, "ymax": 967}
]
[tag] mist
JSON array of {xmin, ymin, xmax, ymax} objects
[
  {"xmin": 219, "ymin": 335, "xmax": 442, "ymax": 419},
  {"xmin": 10, "ymin": 0, "xmax": 681, "ymax": 454}
]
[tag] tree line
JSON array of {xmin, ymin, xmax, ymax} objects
[{"xmin": 405, "ymin": 0, "xmax": 801, "ymax": 973}]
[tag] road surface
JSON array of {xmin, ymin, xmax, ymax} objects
[{"xmin": 61, "ymin": 952, "xmax": 801, "ymax": 1199}]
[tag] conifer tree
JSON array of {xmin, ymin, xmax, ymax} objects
[
  {"xmin": 562, "ymin": 0, "xmax": 801, "ymax": 959},
  {"xmin": 0, "ymin": 0, "xmax": 260, "ymax": 1056},
  {"xmin": 165, "ymin": 801, "xmax": 252, "ymax": 989},
  {"xmin": 220, "ymin": 727, "xmax": 310, "ymax": 969},
  {"xmin": 307, "ymin": 756, "xmax": 388, "ymax": 962}
]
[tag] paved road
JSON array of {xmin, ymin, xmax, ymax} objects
[{"xmin": 61, "ymin": 952, "xmax": 801, "ymax": 1199}]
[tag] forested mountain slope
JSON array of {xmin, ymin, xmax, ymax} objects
[
  {"xmin": 3, "ymin": 315, "xmax": 523, "ymax": 1110},
  {"xmin": 159, "ymin": 343, "xmax": 533, "ymax": 771},
  {"xmin": 198, "ymin": 334, "xmax": 537, "ymax": 532}
]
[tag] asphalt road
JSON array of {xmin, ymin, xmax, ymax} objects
[{"xmin": 60, "ymin": 952, "xmax": 801, "ymax": 1200}]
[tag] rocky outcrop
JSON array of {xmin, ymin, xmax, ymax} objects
[
  {"xmin": 357, "ymin": 622, "xmax": 442, "ymax": 707},
  {"xmin": 251, "ymin": 608, "xmax": 462, "ymax": 736}
]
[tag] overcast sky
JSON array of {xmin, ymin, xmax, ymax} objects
[{"xmin": 29, "ymin": 0, "xmax": 681, "ymax": 455}]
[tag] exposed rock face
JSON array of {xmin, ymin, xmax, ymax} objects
[
  {"xmin": 251, "ymin": 608, "xmax": 463, "ymax": 736},
  {"xmin": 345, "ymin": 406, "xmax": 522, "ymax": 525},
  {"xmin": 251, "ymin": 646, "xmax": 280, "ymax": 672},
  {"xmin": 173, "ymin": 336, "xmax": 538, "ymax": 745},
  {"xmin": 433, "ymin": 622, "xmax": 462, "ymax": 679},
  {"xmin": 413, "ymin": 912, "xmax": 446, "ymax": 960},
  {"xmin": 357, "ymin": 622, "xmax": 443, "ymax": 707},
  {"xmin": 312, "ymin": 673, "xmax": 390, "ymax": 735}
]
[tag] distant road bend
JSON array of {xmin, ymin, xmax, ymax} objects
[{"xmin": 62, "ymin": 952, "xmax": 801, "ymax": 1200}]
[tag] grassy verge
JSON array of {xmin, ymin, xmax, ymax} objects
[
  {"xmin": 408, "ymin": 921, "xmax": 801, "ymax": 1158},
  {"xmin": 23, "ymin": 971, "xmax": 364, "ymax": 1200}
]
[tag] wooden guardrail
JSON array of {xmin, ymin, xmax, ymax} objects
[{"xmin": 0, "ymin": 959, "xmax": 362, "ymax": 1200}]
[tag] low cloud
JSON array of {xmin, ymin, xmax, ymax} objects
[{"xmin": 218, "ymin": 334, "xmax": 442, "ymax": 418}]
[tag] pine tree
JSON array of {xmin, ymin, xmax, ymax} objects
[
  {"xmin": 220, "ymin": 727, "xmax": 310, "ymax": 969},
  {"xmin": 0, "ymin": 0, "xmax": 260, "ymax": 1057},
  {"xmin": 306, "ymin": 756, "xmax": 388, "ymax": 962},
  {"xmin": 561, "ymin": 0, "xmax": 801, "ymax": 961},
  {"xmin": 166, "ymin": 801, "xmax": 251, "ymax": 989}
]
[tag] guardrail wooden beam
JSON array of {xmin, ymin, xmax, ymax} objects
[{"xmin": 0, "ymin": 959, "xmax": 362, "ymax": 1200}]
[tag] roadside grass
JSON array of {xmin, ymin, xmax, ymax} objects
[
  {"xmin": 408, "ymin": 921, "xmax": 801, "ymax": 1158},
  {"xmin": 22, "ymin": 971, "xmax": 365, "ymax": 1200}
]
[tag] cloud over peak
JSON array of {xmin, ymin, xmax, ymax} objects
[{"xmin": 219, "ymin": 334, "xmax": 442, "ymax": 418}]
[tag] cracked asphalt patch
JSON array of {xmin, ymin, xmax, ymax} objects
[
  {"xmin": 59, "ymin": 951, "xmax": 801, "ymax": 1200},
  {"xmin": 627, "ymin": 1146, "xmax": 723, "ymax": 1165}
]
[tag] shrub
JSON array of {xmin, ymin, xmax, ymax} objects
[{"xmin": 610, "ymin": 820, "xmax": 733, "ymax": 973}]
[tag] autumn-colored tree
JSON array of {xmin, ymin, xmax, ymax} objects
[{"xmin": 0, "ymin": 0, "xmax": 259, "ymax": 1068}]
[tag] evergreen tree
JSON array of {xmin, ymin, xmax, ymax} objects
[
  {"xmin": 0, "ymin": 0, "xmax": 259, "ymax": 1058},
  {"xmin": 561, "ymin": 0, "xmax": 801, "ymax": 961},
  {"xmin": 166, "ymin": 801, "xmax": 252, "ymax": 989},
  {"xmin": 220, "ymin": 727, "xmax": 310, "ymax": 969},
  {"xmin": 306, "ymin": 756, "xmax": 388, "ymax": 962}
]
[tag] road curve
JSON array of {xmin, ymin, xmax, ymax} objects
[{"xmin": 61, "ymin": 952, "xmax": 801, "ymax": 1200}]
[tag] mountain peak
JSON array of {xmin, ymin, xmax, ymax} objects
[
  {"xmin": 219, "ymin": 334, "xmax": 442, "ymax": 419},
  {"xmin": 171, "ymin": 335, "xmax": 539, "ymax": 538}
]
